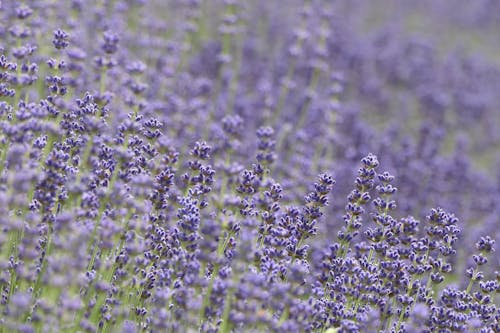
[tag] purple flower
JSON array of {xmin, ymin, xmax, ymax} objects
[{"xmin": 53, "ymin": 29, "xmax": 70, "ymax": 50}]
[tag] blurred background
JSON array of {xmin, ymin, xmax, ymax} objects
[{"xmin": 1, "ymin": 0, "xmax": 498, "ymax": 258}]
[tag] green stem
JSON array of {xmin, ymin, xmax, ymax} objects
[
  {"xmin": 100, "ymin": 70, "xmax": 107, "ymax": 96},
  {"xmin": 271, "ymin": 0, "xmax": 310, "ymax": 126},
  {"xmin": 281, "ymin": 18, "xmax": 328, "ymax": 167},
  {"xmin": 219, "ymin": 290, "xmax": 233, "ymax": 333},
  {"xmin": 86, "ymin": 160, "xmax": 121, "ymax": 272},
  {"xmin": 465, "ymin": 267, "xmax": 478, "ymax": 295},
  {"xmin": 198, "ymin": 225, "xmax": 234, "ymax": 324},
  {"xmin": 73, "ymin": 136, "xmax": 94, "ymax": 207},
  {"xmin": 90, "ymin": 211, "xmax": 134, "ymax": 325},
  {"xmin": 203, "ymin": 1, "xmax": 237, "ymax": 139},
  {"xmin": 24, "ymin": 224, "xmax": 53, "ymax": 324},
  {"xmin": 0, "ymin": 141, "xmax": 9, "ymax": 176},
  {"xmin": 72, "ymin": 158, "xmax": 123, "ymax": 331},
  {"xmin": 278, "ymin": 305, "xmax": 290, "ymax": 325}
]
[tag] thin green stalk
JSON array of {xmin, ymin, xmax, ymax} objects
[
  {"xmin": 198, "ymin": 228, "xmax": 234, "ymax": 323},
  {"xmin": 226, "ymin": 12, "xmax": 245, "ymax": 115},
  {"xmin": 86, "ymin": 160, "xmax": 122, "ymax": 272},
  {"xmin": 278, "ymin": 306, "xmax": 290, "ymax": 325},
  {"xmin": 0, "ymin": 145, "xmax": 8, "ymax": 176},
  {"xmin": 203, "ymin": 1, "xmax": 237, "ymax": 139},
  {"xmin": 280, "ymin": 19, "xmax": 328, "ymax": 168},
  {"xmin": 12, "ymin": 38, "xmax": 23, "ymax": 114},
  {"xmin": 25, "ymin": 224, "xmax": 53, "ymax": 325},
  {"xmin": 271, "ymin": 0, "xmax": 310, "ymax": 125},
  {"xmin": 177, "ymin": 2, "xmax": 202, "ymax": 72},
  {"xmin": 295, "ymin": 66, "xmax": 321, "ymax": 129},
  {"xmin": 32, "ymin": 229, "xmax": 53, "ymax": 298},
  {"xmin": 394, "ymin": 248, "xmax": 431, "ymax": 331},
  {"xmin": 379, "ymin": 297, "xmax": 395, "ymax": 332},
  {"xmin": 90, "ymin": 211, "xmax": 134, "ymax": 326},
  {"xmin": 198, "ymin": 165, "xmax": 237, "ymax": 323},
  {"xmin": 4, "ymin": 174, "xmax": 26, "ymax": 305},
  {"xmin": 72, "ymin": 155, "xmax": 123, "ymax": 331},
  {"xmin": 465, "ymin": 267, "xmax": 479, "ymax": 295},
  {"xmin": 219, "ymin": 290, "xmax": 233, "ymax": 333},
  {"xmin": 72, "ymin": 136, "xmax": 94, "ymax": 207},
  {"xmin": 100, "ymin": 71, "xmax": 107, "ymax": 96}
]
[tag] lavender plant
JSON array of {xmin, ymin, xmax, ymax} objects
[{"xmin": 0, "ymin": 0, "xmax": 498, "ymax": 332}]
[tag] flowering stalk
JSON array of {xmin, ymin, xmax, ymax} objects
[{"xmin": 271, "ymin": 0, "xmax": 311, "ymax": 125}]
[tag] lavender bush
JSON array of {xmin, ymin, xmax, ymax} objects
[{"xmin": 0, "ymin": 1, "xmax": 498, "ymax": 332}]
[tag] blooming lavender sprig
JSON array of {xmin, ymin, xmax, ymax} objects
[
  {"xmin": 291, "ymin": 173, "xmax": 335, "ymax": 261},
  {"xmin": 338, "ymin": 153, "xmax": 379, "ymax": 257}
]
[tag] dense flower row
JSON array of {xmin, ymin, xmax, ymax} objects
[{"xmin": 0, "ymin": 1, "xmax": 498, "ymax": 332}]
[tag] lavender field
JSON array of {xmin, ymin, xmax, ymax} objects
[{"xmin": 0, "ymin": 1, "xmax": 499, "ymax": 332}]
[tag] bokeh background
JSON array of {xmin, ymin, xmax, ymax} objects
[{"xmin": 2, "ymin": 0, "xmax": 498, "ymax": 262}]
